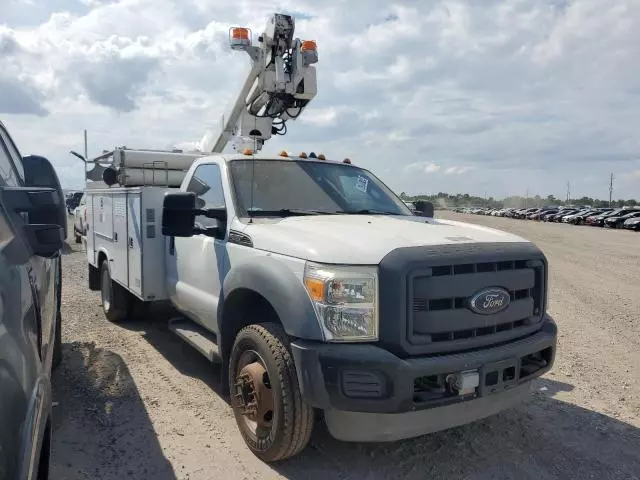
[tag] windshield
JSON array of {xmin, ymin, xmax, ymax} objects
[{"xmin": 228, "ymin": 160, "xmax": 411, "ymax": 217}]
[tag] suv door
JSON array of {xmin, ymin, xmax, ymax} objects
[
  {"xmin": 0, "ymin": 126, "xmax": 58, "ymax": 368},
  {"xmin": 0, "ymin": 123, "xmax": 59, "ymax": 480}
]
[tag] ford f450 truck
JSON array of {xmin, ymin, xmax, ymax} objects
[
  {"xmin": 82, "ymin": 13, "xmax": 557, "ymax": 462},
  {"xmin": 84, "ymin": 149, "xmax": 557, "ymax": 461}
]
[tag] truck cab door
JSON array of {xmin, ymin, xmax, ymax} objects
[{"xmin": 166, "ymin": 163, "xmax": 228, "ymax": 334}]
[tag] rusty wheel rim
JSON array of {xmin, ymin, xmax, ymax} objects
[{"xmin": 232, "ymin": 350, "xmax": 274, "ymax": 436}]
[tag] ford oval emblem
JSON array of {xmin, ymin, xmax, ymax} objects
[{"xmin": 469, "ymin": 288, "xmax": 511, "ymax": 315}]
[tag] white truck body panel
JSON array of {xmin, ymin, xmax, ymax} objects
[{"xmin": 86, "ymin": 186, "xmax": 173, "ymax": 301}]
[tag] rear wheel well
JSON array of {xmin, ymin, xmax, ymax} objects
[{"xmin": 220, "ymin": 289, "xmax": 281, "ymax": 386}]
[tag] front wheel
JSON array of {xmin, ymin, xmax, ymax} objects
[{"xmin": 229, "ymin": 323, "xmax": 314, "ymax": 462}]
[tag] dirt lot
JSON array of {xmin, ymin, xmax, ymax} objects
[{"xmin": 51, "ymin": 214, "xmax": 640, "ymax": 479}]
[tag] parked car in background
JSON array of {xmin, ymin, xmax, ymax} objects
[
  {"xmin": 528, "ymin": 208, "xmax": 559, "ymax": 221},
  {"xmin": 558, "ymin": 208, "xmax": 590, "ymax": 223},
  {"xmin": 563, "ymin": 208, "xmax": 609, "ymax": 225},
  {"xmin": 623, "ymin": 216, "xmax": 640, "ymax": 231},
  {"xmin": 0, "ymin": 120, "xmax": 66, "ymax": 480},
  {"xmin": 604, "ymin": 210, "xmax": 640, "ymax": 229},
  {"xmin": 73, "ymin": 192, "xmax": 87, "ymax": 243},
  {"xmin": 514, "ymin": 208, "xmax": 537, "ymax": 219},
  {"xmin": 545, "ymin": 209, "xmax": 577, "ymax": 222},
  {"xmin": 588, "ymin": 208, "xmax": 635, "ymax": 227},
  {"xmin": 540, "ymin": 209, "xmax": 561, "ymax": 221},
  {"xmin": 66, "ymin": 191, "xmax": 83, "ymax": 214}
]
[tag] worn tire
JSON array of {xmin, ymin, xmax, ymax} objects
[
  {"xmin": 229, "ymin": 323, "xmax": 314, "ymax": 462},
  {"xmin": 100, "ymin": 260, "xmax": 131, "ymax": 323},
  {"xmin": 52, "ymin": 311, "xmax": 62, "ymax": 370}
]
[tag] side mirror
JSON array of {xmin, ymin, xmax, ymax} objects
[
  {"xmin": 162, "ymin": 192, "xmax": 227, "ymax": 238},
  {"xmin": 0, "ymin": 187, "xmax": 65, "ymax": 259},
  {"xmin": 22, "ymin": 155, "xmax": 67, "ymax": 239},
  {"xmin": 162, "ymin": 192, "xmax": 198, "ymax": 237},
  {"xmin": 413, "ymin": 200, "xmax": 434, "ymax": 218}
]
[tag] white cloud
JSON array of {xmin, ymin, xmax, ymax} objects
[
  {"xmin": 444, "ymin": 166, "xmax": 473, "ymax": 175},
  {"xmin": 0, "ymin": 0, "xmax": 639, "ymax": 200},
  {"xmin": 299, "ymin": 107, "xmax": 338, "ymax": 126},
  {"xmin": 425, "ymin": 163, "xmax": 441, "ymax": 173},
  {"xmin": 403, "ymin": 161, "xmax": 441, "ymax": 174}
]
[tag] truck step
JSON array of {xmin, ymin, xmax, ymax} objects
[{"xmin": 168, "ymin": 317, "xmax": 221, "ymax": 363}]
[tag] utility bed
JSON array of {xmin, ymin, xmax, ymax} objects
[{"xmin": 86, "ymin": 186, "xmax": 174, "ymax": 301}]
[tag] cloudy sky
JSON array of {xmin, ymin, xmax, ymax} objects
[{"xmin": 1, "ymin": 0, "xmax": 639, "ymax": 199}]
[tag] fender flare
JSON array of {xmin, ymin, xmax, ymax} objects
[{"xmin": 221, "ymin": 256, "xmax": 324, "ymax": 341}]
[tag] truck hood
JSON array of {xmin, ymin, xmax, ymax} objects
[{"xmin": 240, "ymin": 215, "xmax": 529, "ymax": 264}]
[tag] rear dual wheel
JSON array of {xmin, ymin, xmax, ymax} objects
[
  {"xmin": 229, "ymin": 323, "xmax": 314, "ymax": 462},
  {"xmin": 100, "ymin": 260, "xmax": 133, "ymax": 323}
]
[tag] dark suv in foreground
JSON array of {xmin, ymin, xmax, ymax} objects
[{"xmin": 0, "ymin": 120, "xmax": 66, "ymax": 480}]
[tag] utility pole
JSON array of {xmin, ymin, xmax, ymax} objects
[
  {"xmin": 525, "ymin": 188, "xmax": 529, "ymax": 208},
  {"xmin": 83, "ymin": 129, "xmax": 88, "ymax": 182},
  {"xmin": 566, "ymin": 182, "xmax": 570, "ymax": 204},
  {"xmin": 609, "ymin": 173, "xmax": 614, "ymax": 207}
]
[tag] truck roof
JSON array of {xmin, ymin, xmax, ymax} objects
[{"xmin": 200, "ymin": 151, "xmax": 349, "ymax": 164}]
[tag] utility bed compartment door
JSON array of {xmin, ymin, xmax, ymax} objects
[
  {"xmin": 110, "ymin": 194, "xmax": 129, "ymax": 286},
  {"xmin": 93, "ymin": 194, "xmax": 113, "ymax": 240},
  {"xmin": 127, "ymin": 193, "xmax": 143, "ymax": 296}
]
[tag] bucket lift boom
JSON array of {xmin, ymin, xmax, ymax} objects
[{"xmin": 200, "ymin": 13, "xmax": 319, "ymax": 153}]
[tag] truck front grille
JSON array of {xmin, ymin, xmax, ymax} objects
[{"xmin": 407, "ymin": 257, "xmax": 544, "ymax": 353}]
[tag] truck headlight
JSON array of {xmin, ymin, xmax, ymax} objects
[{"xmin": 303, "ymin": 262, "xmax": 378, "ymax": 342}]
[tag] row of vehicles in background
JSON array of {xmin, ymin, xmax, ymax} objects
[
  {"xmin": 65, "ymin": 191, "xmax": 87, "ymax": 243},
  {"xmin": 458, "ymin": 206, "xmax": 640, "ymax": 231}
]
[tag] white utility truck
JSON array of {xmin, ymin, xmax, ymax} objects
[{"xmin": 84, "ymin": 14, "xmax": 557, "ymax": 462}]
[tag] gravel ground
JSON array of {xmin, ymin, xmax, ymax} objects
[{"xmin": 51, "ymin": 214, "xmax": 640, "ymax": 479}]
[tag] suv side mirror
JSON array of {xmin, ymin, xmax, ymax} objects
[
  {"xmin": 0, "ymin": 187, "xmax": 65, "ymax": 259},
  {"xmin": 162, "ymin": 192, "xmax": 227, "ymax": 238},
  {"xmin": 413, "ymin": 200, "xmax": 434, "ymax": 218},
  {"xmin": 22, "ymin": 155, "xmax": 67, "ymax": 239}
]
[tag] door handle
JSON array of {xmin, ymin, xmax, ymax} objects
[
  {"xmin": 114, "ymin": 232, "xmax": 118, "ymax": 241},
  {"xmin": 128, "ymin": 237, "xmax": 133, "ymax": 248}
]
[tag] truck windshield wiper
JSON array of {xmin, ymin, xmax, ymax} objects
[
  {"xmin": 246, "ymin": 209, "xmax": 336, "ymax": 217},
  {"xmin": 341, "ymin": 209, "xmax": 399, "ymax": 215}
]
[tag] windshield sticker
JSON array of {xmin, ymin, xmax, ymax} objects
[{"xmin": 355, "ymin": 176, "xmax": 369, "ymax": 193}]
